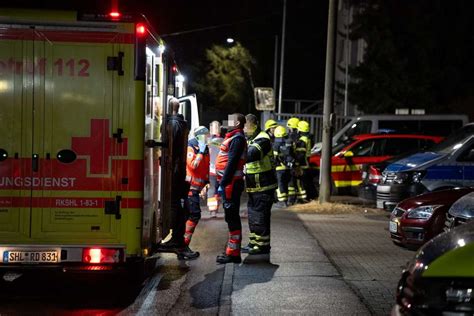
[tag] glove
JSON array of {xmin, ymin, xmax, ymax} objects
[
  {"xmin": 198, "ymin": 142, "xmax": 207, "ymax": 153},
  {"xmin": 217, "ymin": 186, "xmax": 225, "ymax": 200}
]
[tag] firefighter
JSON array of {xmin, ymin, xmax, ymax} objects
[
  {"xmin": 295, "ymin": 120, "xmax": 312, "ymax": 203},
  {"xmin": 273, "ymin": 126, "xmax": 295, "ymax": 207},
  {"xmin": 207, "ymin": 121, "xmax": 224, "ymax": 217},
  {"xmin": 182, "ymin": 126, "xmax": 210, "ymax": 259},
  {"xmin": 286, "ymin": 117, "xmax": 300, "ymax": 205},
  {"xmin": 242, "ymin": 114, "xmax": 277, "ymax": 255},
  {"xmin": 215, "ymin": 113, "xmax": 247, "ymax": 264},
  {"xmin": 264, "ymin": 119, "xmax": 278, "ymax": 143}
]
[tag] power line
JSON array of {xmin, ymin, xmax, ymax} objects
[{"xmin": 160, "ymin": 13, "xmax": 278, "ymax": 38}]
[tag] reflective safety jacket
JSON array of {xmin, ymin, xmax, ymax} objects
[
  {"xmin": 295, "ymin": 133, "xmax": 312, "ymax": 169},
  {"xmin": 245, "ymin": 129, "xmax": 277, "ymax": 193},
  {"xmin": 215, "ymin": 129, "xmax": 247, "ymax": 187},
  {"xmin": 208, "ymin": 135, "xmax": 224, "ymax": 176},
  {"xmin": 273, "ymin": 137, "xmax": 295, "ymax": 171},
  {"xmin": 186, "ymin": 138, "xmax": 210, "ymax": 192}
]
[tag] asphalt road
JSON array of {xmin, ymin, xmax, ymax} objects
[{"xmin": 0, "ymin": 202, "xmax": 408, "ymax": 315}]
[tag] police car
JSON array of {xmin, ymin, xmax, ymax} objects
[{"xmin": 377, "ymin": 124, "xmax": 474, "ymax": 211}]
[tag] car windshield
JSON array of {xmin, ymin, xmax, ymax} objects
[
  {"xmin": 429, "ymin": 125, "xmax": 474, "ymax": 154},
  {"xmin": 333, "ymin": 137, "xmax": 355, "ymax": 155}
]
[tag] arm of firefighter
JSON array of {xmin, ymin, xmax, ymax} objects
[
  {"xmin": 187, "ymin": 146, "xmax": 203, "ymax": 170},
  {"xmin": 247, "ymin": 137, "xmax": 272, "ymax": 163},
  {"xmin": 295, "ymin": 140, "xmax": 307, "ymax": 165},
  {"xmin": 220, "ymin": 136, "xmax": 246, "ymax": 188}
]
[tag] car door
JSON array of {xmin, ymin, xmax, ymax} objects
[{"xmin": 456, "ymin": 140, "xmax": 474, "ymax": 187}]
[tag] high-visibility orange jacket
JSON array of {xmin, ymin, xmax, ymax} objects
[
  {"xmin": 186, "ymin": 138, "xmax": 210, "ymax": 192},
  {"xmin": 215, "ymin": 129, "xmax": 247, "ymax": 187}
]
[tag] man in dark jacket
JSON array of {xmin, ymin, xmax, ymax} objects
[
  {"xmin": 242, "ymin": 114, "xmax": 277, "ymax": 255},
  {"xmin": 215, "ymin": 114, "xmax": 247, "ymax": 264},
  {"xmin": 157, "ymin": 98, "xmax": 197, "ymax": 259}
]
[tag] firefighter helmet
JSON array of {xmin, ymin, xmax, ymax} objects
[
  {"xmin": 287, "ymin": 117, "xmax": 300, "ymax": 129},
  {"xmin": 297, "ymin": 120, "xmax": 310, "ymax": 133},
  {"xmin": 274, "ymin": 126, "xmax": 288, "ymax": 138},
  {"xmin": 264, "ymin": 119, "xmax": 278, "ymax": 131}
]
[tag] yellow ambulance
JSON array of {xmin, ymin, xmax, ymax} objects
[{"xmin": 0, "ymin": 9, "xmax": 199, "ymax": 274}]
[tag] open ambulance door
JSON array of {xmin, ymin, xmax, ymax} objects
[{"xmin": 178, "ymin": 94, "xmax": 200, "ymax": 135}]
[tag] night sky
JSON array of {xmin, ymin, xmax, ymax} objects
[{"xmin": 6, "ymin": 0, "xmax": 329, "ymax": 101}]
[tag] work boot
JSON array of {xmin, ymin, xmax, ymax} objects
[
  {"xmin": 274, "ymin": 201, "xmax": 287, "ymax": 208},
  {"xmin": 248, "ymin": 246, "xmax": 271, "ymax": 255},
  {"xmin": 216, "ymin": 253, "xmax": 241, "ymax": 264},
  {"xmin": 241, "ymin": 244, "xmax": 252, "ymax": 253},
  {"xmin": 177, "ymin": 246, "xmax": 200, "ymax": 260}
]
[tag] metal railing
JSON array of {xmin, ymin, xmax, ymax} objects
[{"xmin": 275, "ymin": 113, "xmax": 352, "ymax": 143}]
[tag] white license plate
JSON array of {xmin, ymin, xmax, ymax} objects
[
  {"xmin": 389, "ymin": 221, "xmax": 398, "ymax": 233},
  {"xmin": 377, "ymin": 200, "xmax": 384, "ymax": 209},
  {"xmin": 3, "ymin": 251, "xmax": 59, "ymax": 263}
]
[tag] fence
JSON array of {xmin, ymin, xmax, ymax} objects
[{"xmin": 275, "ymin": 113, "xmax": 352, "ymax": 143}]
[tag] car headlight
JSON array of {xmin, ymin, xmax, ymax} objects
[
  {"xmin": 394, "ymin": 173, "xmax": 409, "ymax": 184},
  {"xmin": 406, "ymin": 205, "xmax": 442, "ymax": 219},
  {"xmin": 411, "ymin": 171, "xmax": 426, "ymax": 183}
]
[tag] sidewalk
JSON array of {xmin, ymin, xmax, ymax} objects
[{"xmin": 226, "ymin": 210, "xmax": 369, "ymax": 315}]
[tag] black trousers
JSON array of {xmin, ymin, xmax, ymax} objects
[
  {"xmin": 185, "ymin": 189, "xmax": 202, "ymax": 222},
  {"xmin": 223, "ymin": 179, "xmax": 245, "ymax": 232},
  {"xmin": 276, "ymin": 169, "xmax": 291, "ymax": 202},
  {"xmin": 305, "ymin": 169, "xmax": 318, "ymax": 200},
  {"xmin": 247, "ymin": 189, "xmax": 274, "ymax": 237}
]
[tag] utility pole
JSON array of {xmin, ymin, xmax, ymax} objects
[
  {"xmin": 319, "ymin": 0, "xmax": 337, "ymax": 203},
  {"xmin": 277, "ymin": 0, "xmax": 287, "ymax": 118},
  {"xmin": 273, "ymin": 35, "xmax": 279, "ymax": 104}
]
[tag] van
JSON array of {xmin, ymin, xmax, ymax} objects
[
  {"xmin": 313, "ymin": 114, "xmax": 468, "ymax": 153},
  {"xmin": 0, "ymin": 9, "xmax": 199, "ymax": 275},
  {"xmin": 376, "ymin": 123, "xmax": 474, "ymax": 210}
]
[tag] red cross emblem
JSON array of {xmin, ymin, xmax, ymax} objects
[{"xmin": 71, "ymin": 119, "xmax": 128, "ymax": 175}]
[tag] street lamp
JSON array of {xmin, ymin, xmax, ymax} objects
[{"xmin": 226, "ymin": 37, "xmax": 235, "ymax": 44}]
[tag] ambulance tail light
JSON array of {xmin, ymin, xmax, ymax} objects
[
  {"xmin": 109, "ymin": 11, "xmax": 121, "ymax": 19},
  {"xmin": 82, "ymin": 248, "xmax": 124, "ymax": 264},
  {"xmin": 136, "ymin": 23, "xmax": 146, "ymax": 36}
]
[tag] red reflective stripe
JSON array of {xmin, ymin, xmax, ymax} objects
[
  {"xmin": 0, "ymin": 158, "xmax": 143, "ymax": 191},
  {"xmin": 0, "ymin": 28, "xmax": 135, "ymax": 44},
  {"xmin": 0, "ymin": 197, "xmax": 143, "ymax": 208}
]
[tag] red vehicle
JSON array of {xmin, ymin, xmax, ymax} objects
[
  {"xmin": 309, "ymin": 134, "xmax": 444, "ymax": 194},
  {"xmin": 389, "ymin": 187, "xmax": 474, "ymax": 249}
]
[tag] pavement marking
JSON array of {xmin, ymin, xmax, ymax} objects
[
  {"xmin": 218, "ymin": 263, "xmax": 234, "ymax": 316},
  {"xmin": 136, "ymin": 272, "xmax": 164, "ymax": 316}
]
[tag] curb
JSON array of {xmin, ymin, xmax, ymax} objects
[{"xmin": 218, "ymin": 263, "xmax": 234, "ymax": 316}]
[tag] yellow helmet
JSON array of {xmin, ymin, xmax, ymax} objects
[
  {"xmin": 297, "ymin": 120, "xmax": 310, "ymax": 133},
  {"xmin": 287, "ymin": 117, "xmax": 300, "ymax": 129},
  {"xmin": 274, "ymin": 126, "xmax": 288, "ymax": 138},
  {"xmin": 264, "ymin": 119, "xmax": 278, "ymax": 131}
]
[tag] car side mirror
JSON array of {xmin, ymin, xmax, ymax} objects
[
  {"xmin": 343, "ymin": 151, "xmax": 354, "ymax": 158},
  {"xmin": 467, "ymin": 149, "xmax": 474, "ymax": 160}
]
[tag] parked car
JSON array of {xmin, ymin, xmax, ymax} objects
[
  {"xmin": 389, "ymin": 187, "xmax": 474, "ymax": 249},
  {"xmin": 445, "ymin": 191, "xmax": 474, "ymax": 230},
  {"xmin": 309, "ymin": 134, "xmax": 444, "ymax": 194},
  {"xmin": 377, "ymin": 123, "xmax": 474, "ymax": 210},
  {"xmin": 312, "ymin": 114, "xmax": 467, "ymax": 153},
  {"xmin": 393, "ymin": 221, "xmax": 474, "ymax": 315},
  {"xmin": 359, "ymin": 151, "xmax": 421, "ymax": 202}
]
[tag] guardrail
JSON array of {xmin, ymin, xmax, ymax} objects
[{"xmin": 275, "ymin": 113, "xmax": 352, "ymax": 143}]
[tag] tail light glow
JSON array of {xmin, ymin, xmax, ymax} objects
[
  {"xmin": 368, "ymin": 166, "xmax": 382, "ymax": 184},
  {"xmin": 109, "ymin": 12, "xmax": 121, "ymax": 18},
  {"xmin": 136, "ymin": 24, "xmax": 146, "ymax": 35},
  {"xmin": 82, "ymin": 248, "xmax": 123, "ymax": 264}
]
